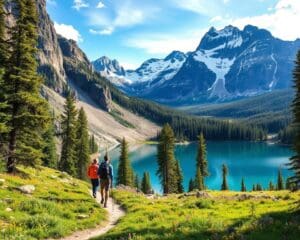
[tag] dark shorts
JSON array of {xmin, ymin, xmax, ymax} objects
[{"xmin": 100, "ymin": 178, "xmax": 110, "ymax": 191}]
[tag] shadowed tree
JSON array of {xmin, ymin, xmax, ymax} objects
[
  {"xmin": 75, "ymin": 107, "xmax": 89, "ymax": 180},
  {"xmin": 141, "ymin": 172, "xmax": 152, "ymax": 194},
  {"xmin": 117, "ymin": 138, "xmax": 134, "ymax": 187},
  {"xmin": 221, "ymin": 164, "xmax": 229, "ymax": 191},
  {"xmin": 241, "ymin": 178, "xmax": 246, "ymax": 192},
  {"xmin": 42, "ymin": 112, "xmax": 57, "ymax": 168},
  {"xmin": 194, "ymin": 167, "xmax": 204, "ymax": 190},
  {"xmin": 59, "ymin": 95, "xmax": 77, "ymax": 176},
  {"xmin": 277, "ymin": 169, "xmax": 285, "ymax": 190},
  {"xmin": 289, "ymin": 50, "xmax": 300, "ymax": 187},
  {"xmin": 4, "ymin": 0, "xmax": 50, "ymax": 172},
  {"xmin": 157, "ymin": 124, "xmax": 178, "ymax": 194},
  {"xmin": 188, "ymin": 178, "xmax": 194, "ymax": 192},
  {"xmin": 269, "ymin": 181, "xmax": 275, "ymax": 191},
  {"xmin": 195, "ymin": 133, "xmax": 209, "ymax": 188},
  {"xmin": 175, "ymin": 160, "xmax": 184, "ymax": 193}
]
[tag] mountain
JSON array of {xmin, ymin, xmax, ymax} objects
[
  {"xmin": 92, "ymin": 56, "xmax": 131, "ymax": 88},
  {"xmin": 96, "ymin": 25, "xmax": 300, "ymax": 105}
]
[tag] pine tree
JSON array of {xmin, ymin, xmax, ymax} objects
[
  {"xmin": 277, "ymin": 169, "xmax": 284, "ymax": 190},
  {"xmin": 59, "ymin": 95, "xmax": 77, "ymax": 176},
  {"xmin": 42, "ymin": 113, "xmax": 57, "ymax": 168},
  {"xmin": 4, "ymin": 0, "xmax": 50, "ymax": 172},
  {"xmin": 194, "ymin": 167, "xmax": 204, "ymax": 190},
  {"xmin": 134, "ymin": 174, "xmax": 140, "ymax": 190},
  {"xmin": 117, "ymin": 138, "xmax": 134, "ymax": 187},
  {"xmin": 289, "ymin": 50, "xmax": 300, "ymax": 187},
  {"xmin": 195, "ymin": 133, "xmax": 209, "ymax": 188},
  {"xmin": 175, "ymin": 160, "xmax": 184, "ymax": 193},
  {"xmin": 269, "ymin": 181, "xmax": 275, "ymax": 191},
  {"xmin": 241, "ymin": 178, "xmax": 246, "ymax": 192},
  {"xmin": 188, "ymin": 178, "xmax": 194, "ymax": 192},
  {"xmin": 141, "ymin": 172, "xmax": 152, "ymax": 194},
  {"xmin": 0, "ymin": 0, "xmax": 9, "ymax": 159},
  {"xmin": 256, "ymin": 183, "xmax": 262, "ymax": 191},
  {"xmin": 75, "ymin": 108, "xmax": 89, "ymax": 180},
  {"xmin": 157, "ymin": 124, "xmax": 178, "ymax": 194},
  {"xmin": 89, "ymin": 134, "xmax": 98, "ymax": 154},
  {"xmin": 221, "ymin": 164, "xmax": 229, "ymax": 190},
  {"xmin": 252, "ymin": 184, "xmax": 256, "ymax": 191}
]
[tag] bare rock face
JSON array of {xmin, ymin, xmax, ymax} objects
[
  {"xmin": 36, "ymin": 0, "xmax": 66, "ymax": 91},
  {"xmin": 58, "ymin": 36, "xmax": 112, "ymax": 112},
  {"xmin": 4, "ymin": 0, "xmax": 66, "ymax": 92}
]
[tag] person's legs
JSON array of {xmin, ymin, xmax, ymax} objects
[
  {"xmin": 91, "ymin": 179, "xmax": 97, "ymax": 197},
  {"xmin": 100, "ymin": 180, "xmax": 105, "ymax": 204},
  {"xmin": 104, "ymin": 179, "xmax": 110, "ymax": 208}
]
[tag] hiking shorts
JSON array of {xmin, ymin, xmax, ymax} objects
[{"xmin": 100, "ymin": 178, "xmax": 110, "ymax": 191}]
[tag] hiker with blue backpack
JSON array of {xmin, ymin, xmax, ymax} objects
[{"xmin": 98, "ymin": 154, "xmax": 113, "ymax": 208}]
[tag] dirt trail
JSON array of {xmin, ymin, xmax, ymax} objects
[{"xmin": 55, "ymin": 195, "xmax": 125, "ymax": 240}]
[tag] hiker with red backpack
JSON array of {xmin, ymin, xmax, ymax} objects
[
  {"xmin": 98, "ymin": 154, "xmax": 113, "ymax": 208},
  {"xmin": 87, "ymin": 159, "xmax": 99, "ymax": 198}
]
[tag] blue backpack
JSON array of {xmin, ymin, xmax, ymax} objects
[{"xmin": 98, "ymin": 161, "xmax": 110, "ymax": 179}]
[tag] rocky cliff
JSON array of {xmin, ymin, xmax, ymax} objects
[
  {"xmin": 4, "ymin": 0, "xmax": 66, "ymax": 91},
  {"xmin": 58, "ymin": 36, "xmax": 112, "ymax": 112}
]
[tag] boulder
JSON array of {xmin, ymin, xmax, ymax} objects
[
  {"xmin": 18, "ymin": 185, "xmax": 35, "ymax": 194},
  {"xmin": 77, "ymin": 214, "xmax": 89, "ymax": 219},
  {"xmin": 5, "ymin": 207, "xmax": 12, "ymax": 212},
  {"xmin": 196, "ymin": 191, "xmax": 212, "ymax": 198}
]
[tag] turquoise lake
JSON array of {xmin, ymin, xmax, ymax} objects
[{"xmin": 106, "ymin": 141, "xmax": 293, "ymax": 193}]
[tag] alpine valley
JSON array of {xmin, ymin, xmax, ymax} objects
[{"xmin": 92, "ymin": 25, "xmax": 300, "ymax": 106}]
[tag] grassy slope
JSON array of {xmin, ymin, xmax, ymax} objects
[
  {"xmin": 96, "ymin": 190, "xmax": 300, "ymax": 240},
  {"xmin": 0, "ymin": 167, "xmax": 106, "ymax": 240}
]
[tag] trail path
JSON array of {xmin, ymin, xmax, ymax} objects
[{"xmin": 55, "ymin": 194, "xmax": 125, "ymax": 240}]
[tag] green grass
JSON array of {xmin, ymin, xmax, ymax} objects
[
  {"xmin": 0, "ymin": 166, "xmax": 107, "ymax": 240},
  {"xmin": 95, "ymin": 190, "xmax": 300, "ymax": 240}
]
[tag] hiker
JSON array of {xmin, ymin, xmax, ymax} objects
[
  {"xmin": 98, "ymin": 154, "xmax": 113, "ymax": 208},
  {"xmin": 87, "ymin": 159, "xmax": 99, "ymax": 198}
]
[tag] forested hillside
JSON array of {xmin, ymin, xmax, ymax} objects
[{"xmin": 182, "ymin": 89, "xmax": 293, "ymax": 133}]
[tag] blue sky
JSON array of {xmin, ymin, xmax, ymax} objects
[{"xmin": 46, "ymin": 0, "xmax": 300, "ymax": 69}]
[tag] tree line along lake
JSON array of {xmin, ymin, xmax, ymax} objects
[{"xmin": 107, "ymin": 141, "xmax": 293, "ymax": 193}]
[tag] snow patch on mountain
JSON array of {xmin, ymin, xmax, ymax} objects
[
  {"xmin": 194, "ymin": 49, "xmax": 235, "ymax": 98},
  {"xmin": 126, "ymin": 51, "xmax": 187, "ymax": 83}
]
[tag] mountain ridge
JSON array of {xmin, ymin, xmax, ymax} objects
[{"xmin": 92, "ymin": 25, "xmax": 300, "ymax": 105}]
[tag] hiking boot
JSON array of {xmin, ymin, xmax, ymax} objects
[
  {"xmin": 104, "ymin": 203, "xmax": 107, "ymax": 208},
  {"xmin": 101, "ymin": 198, "xmax": 104, "ymax": 204},
  {"xmin": 93, "ymin": 193, "xmax": 96, "ymax": 198}
]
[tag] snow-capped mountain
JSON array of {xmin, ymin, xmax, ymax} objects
[
  {"xmin": 92, "ymin": 56, "xmax": 131, "ymax": 87},
  {"xmin": 93, "ymin": 25, "xmax": 300, "ymax": 105}
]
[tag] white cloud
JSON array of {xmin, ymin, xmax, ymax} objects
[
  {"xmin": 125, "ymin": 29, "xmax": 207, "ymax": 55},
  {"xmin": 232, "ymin": 0, "xmax": 300, "ymax": 40},
  {"xmin": 87, "ymin": 0, "xmax": 160, "ymax": 35},
  {"xmin": 171, "ymin": 0, "xmax": 221, "ymax": 16},
  {"xmin": 54, "ymin": 22, "xmax": 83, "ymax": 42},
  {"xmin": 89, "ymin": 27, "xmax": 114, "ymax": 35},
  {"xmin": 208, "ymin": 0, "xmax": 300, "ymax": 41},
  {"xmin": 210, "ymin": 16, "xmax": 223, "ymax": 22},
  {"xmin": 73, "ymin": 0, "xmax": 89, "ymax": 11},
  {"xmin": 97, "ymin": 1, "xmax": 105, "ymax": 9}
]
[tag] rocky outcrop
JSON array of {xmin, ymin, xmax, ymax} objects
[
  {"xmin": 4, "ymin": 0, "xmax": 66, "ymax": 92},
  {"xmin": 36, "ymin": 0, "xmax": 66, "ymax": 91},
  {"xmin": 58, "ymin": 36, "xmax": 112, "ymax": 112}
]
